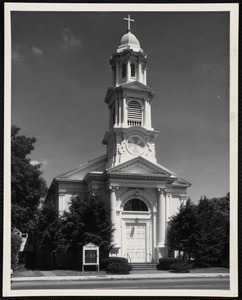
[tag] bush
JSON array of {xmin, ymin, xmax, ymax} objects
[
  {"xmin": 11, "ymin": 233, "xmax": 22, "ymax": 270},
  {"xmin": 101, "ymin": 257, "xmax": 129, "ymax": 270},
  {"xmin": 106, "ymin": 262, "xmax": 132, "ymax": 274},
  {"xmin": 195, "ymin": 260, "xmax": 211, "ymax": 268},
  {"xmin": 156, "ymin": 258, "xmax": 182, "ymax": 270},
  {"xmin": 170, "ymin": 262, "xmax": 193, "ymax": 273}
]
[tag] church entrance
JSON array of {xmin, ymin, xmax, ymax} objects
[
  {"xmin": 121, "ymin": 198, "xmax": 151, "ymax": 263},
  {"xmin": 125, "ymin": 223, "xmax": 146, "ymax": 262}
]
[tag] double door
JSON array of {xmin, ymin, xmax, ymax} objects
[{"xmin": 126, "ymin": 223, "xmax": 146, "ymax": 262}]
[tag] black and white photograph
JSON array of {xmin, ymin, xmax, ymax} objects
[{"xmin": 3, "ymin": 3, "xmax": 238, "ymax": 297}]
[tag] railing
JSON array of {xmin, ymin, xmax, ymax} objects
[
  {"xmin": 127, "ymin": 120, "xmax": 141, "ymax": 127},
  {"xmin": 126, "ymin": 253, "xmax": 132, "ymax": 265},
  {"xmin": 149, "ymin": 253, "xmax": 155, "ymax": 264}
]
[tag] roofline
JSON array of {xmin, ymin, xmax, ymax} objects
[{"xmin": 55, "ymin": 154, "xmax": 107, "ymax": 179}]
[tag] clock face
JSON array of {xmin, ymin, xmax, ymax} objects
[{"xmin": 127, "ymin": 135, "xmax": 146, "ymax": 155}]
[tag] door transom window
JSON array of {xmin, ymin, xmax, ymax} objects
[{"xmin": 124, "ymin": 199, "xmax": 148, "ymax": 212}]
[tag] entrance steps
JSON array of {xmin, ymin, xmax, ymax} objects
[{"xmin": 131, "ymin": 262, "xmax": 157, "ymax": 271}]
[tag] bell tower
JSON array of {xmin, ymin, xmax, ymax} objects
[{"xmin": 102, "ymin": 15, "xmax": 159, "ymax": 169}]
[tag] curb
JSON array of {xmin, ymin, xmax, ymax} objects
[{"xmin": 11, "ymin": 274, "xmax": 230, "ymax": 282}]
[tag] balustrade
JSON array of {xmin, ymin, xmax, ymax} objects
[{"xmin": 127, "ymin": 120, "xmax": 141, "ymax": 127}]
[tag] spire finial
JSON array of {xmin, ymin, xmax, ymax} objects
[{"xmin": 124, "ymin": 15, "xmax": 134, "ymax": 32}]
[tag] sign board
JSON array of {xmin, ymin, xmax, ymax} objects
[{"xmin": 82, "ymin": 242, "xmax": 99, "ymax": 271}]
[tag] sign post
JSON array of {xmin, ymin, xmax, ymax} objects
[{"xmin": 82, "ymin": 242, "xmax": 99, "ymax": 272}]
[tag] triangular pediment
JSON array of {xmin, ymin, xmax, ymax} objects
[
  {"xmin": 120, "ymin": 81, "xmax": 155, "ymax": 94},
  {"xmin": 107, "ymin": 157, "xmax": 172, "ymax": 176},
  {"xmin": 55, "ymin": 154, "xmax": 107, "ymax": 181}
]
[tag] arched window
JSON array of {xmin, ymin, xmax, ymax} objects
[
  {"xmin": 124, "ymin": 199, "xmax": 148, "ymax": 211},
  {"xmin": 128, "ymin": 100, "xmax": 142, "ymax": 126},
  {"xmin": 131, "ymin": 63, "xmax": 135, "ymax": 77},
  {"xmin": 122, "ymin": 64, "xmax": 126, "ymax": 78}
]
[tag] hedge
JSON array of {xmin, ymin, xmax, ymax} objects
[
  {"xmin": 106, "ymin": 262, "xmax": 132, "ymax": 274},
  {"xmin": 170, "ymin": 261, "xmax": 193, "ymax": 273},
  {"xmin": 156, "ymin": 258, "xmax": 182, "ymax": 270},
  {"xmin": 101, "ymin": 257, "xmax": 129, "ymax": 270}
]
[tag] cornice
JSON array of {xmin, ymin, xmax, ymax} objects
[{"xmin": 107, "ymin": 172, "xmax": 168, "ymax": 181}]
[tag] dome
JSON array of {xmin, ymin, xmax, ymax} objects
[{"xmin": 117, "ymin": 31, "xmax": 143, "ymax": 53}]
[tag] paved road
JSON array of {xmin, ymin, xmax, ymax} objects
[{"xmin": 12, "ymin": 278, "xmax": 229, "ymax": 290}]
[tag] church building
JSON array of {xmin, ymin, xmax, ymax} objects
[{"xmin": 46, "ymin": 16, "xmax": 191, "ymax": 264}]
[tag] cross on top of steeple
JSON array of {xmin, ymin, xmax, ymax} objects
[{"xmin": 124, "ymin": 15, "xmax": 134, "ymax": 32}]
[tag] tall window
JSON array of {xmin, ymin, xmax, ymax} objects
[
  {"xmin": 131, "ymin": 63, "xmax": 135, "ymax": 77},
  {"xmin": 124, "ymin": 199, "xmax": 148, "ymax": 211},
  {"xmin": 112, "ymin": 106, "xmax": 115, "ymax": 126},
  {"xmin": 128, "ymin": 100, "xmax": 142, "ymax": 126},
  {"xmin": 122, "ymin": 64, "xmax": 126, "ymax": 78}
]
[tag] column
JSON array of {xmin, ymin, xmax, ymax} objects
[
  {"xmin": 118, "ymin": 98, "xmax": 122, "ymax": 127},
  {"xmin": 144, "ymin": 66, "xmax": 147, "ymax": 85},
  {"xmin": 165, "ymin": 193, "xmax": 171, "ymax": 224},
  {"xmin": 114, "ymin": 99, "xmax": 118, "ymax": 127},
  {"xmin": 122, "ymin": 97, "xmax": 127, "ymax": 127},
  {"xmin": 115, "ymin": 60, "xmax": 119, "ymax": 86},
  {"xmin": 152, "ymin": 212, "xmax": 157, "ymax": 261},
  {"xmin": 143, "ymin": 99, "xmax": 148, "ymax": 128},
  {"xmin": 157, "ymin": 188, "xmax": 166, "ymax": 246},
  {"xmin": 127, "ymin": 59, "xmax": 131, "ymax": 82},
  {"xmin": 138, "ymin": 59, "xmax": 142, "ymax": 82},
  {"xmin": 147, "ymin": 101, "xmax": 151, "ymax": 128},
  {"xmin": 109, "ymin": 185, "xmax": 119, "ymax": 246}
]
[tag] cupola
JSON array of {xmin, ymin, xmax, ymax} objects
[
  {"xmin": 117, "ymin": 31, "xmax": 143, "ymax": 53},
  {"xmin": 109, "ymin": 15, "xmax": 147, "ymax": 87}
]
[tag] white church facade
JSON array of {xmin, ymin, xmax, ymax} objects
[{"xmin": 46, "ymin": 16, "xmax": 191, "ymax": 264}]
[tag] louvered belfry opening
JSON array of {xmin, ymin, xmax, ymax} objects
[
  {"xmin": 131, "ymin": 63, "xmax": 135, "ymax": 77},
  {"xmin": 128, "ymin": 100, "xmax": 142, "ymax": 126}
]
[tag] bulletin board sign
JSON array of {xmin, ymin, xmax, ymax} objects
[{"xmin": 82, "ymin": 242, "xmax": 99, "ymax": 271}]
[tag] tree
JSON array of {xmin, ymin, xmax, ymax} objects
[
  {"xmin": 36, "ymin": 194, "xmax": 113, "ymax": 257},
  {"xmin": 62, "ymin": 195, "xmax": 113, "ymax": 254},
  {"xmin": 167, "ymin": 198, "xmax": 197, "ymax": 260},
  {"xmin": 167, "ymin": 194, "xmax": 229, "ymax": 266},
  {"xmin": 11, "ymin": 232, "xmax": 22, "ymax": 270},
  {"xmin": 193, "ymin": 195, "xmax": 229, "ymax": 266},
  {"xmin": 11, "ymin": 125, "xmax": 47, "ymax": 232},
  {"xmin": 35, "ymin": 199, "xmax": 68, "ymax": 253}
]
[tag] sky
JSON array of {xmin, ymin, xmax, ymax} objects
[{"xmin": 11, "ymin": 10, "xmax": 230, "ymax": 204}]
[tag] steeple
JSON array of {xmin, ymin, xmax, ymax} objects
[
  {"xmin": 109, "ymin": 15, "xmax": 147, "ymax": 87},
  {"xmin": 103, "ymin": 16, "xmax": 159, "ymax": 169}
]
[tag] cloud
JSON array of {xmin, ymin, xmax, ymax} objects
[
  {"xmin": 30, "ymin": 160, "xmax": 48, "ymax": 166},
  {"xmin": 32, "ymin": 47, "xmax": 43, "ymax": 56},
  {"xmin": 12, "ymin": 45, "xmax": 25, "ymax": 62},
  {"xmin": 61, "ymin": 28, "xmax": 82, "ymax": 51}
]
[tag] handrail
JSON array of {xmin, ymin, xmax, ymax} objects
[
  {"xmin": 149, "ymin": 253, "xmax": 154, "ymax": 264},
  {"xmin": 126, "ymin": 253, "xmax": 132, "ymax": 265}
]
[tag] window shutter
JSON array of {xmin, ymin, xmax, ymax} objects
[{"xmin": 128, "ymin": 100, "xmax": 142, "ymax": 126}]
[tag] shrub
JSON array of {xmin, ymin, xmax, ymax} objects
[
  {"xmin": 170, "ymin": 261, "xmax": 193, "ymax": 273},
  {"xmin": 101, "ymin": 257, "xmax": 129, "ymax": 270},
  {"xmin": 195, "ymin": 260, "xmax": 211, "ymax": 268},
  {"xmin": 11, "ymin": 233, "xmax": 22, "ymax": 270},
  {"xmin": 156, "ymin": 258, "xmax": 182, "ymax": 270},
  {"xmin": 106, "ymin": 262, "xmax": 132, "ymax": 274}
]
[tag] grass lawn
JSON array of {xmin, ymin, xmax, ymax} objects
[{"xmin": 12, "ymin": 266, "xmax": 229, "ymax": 277}]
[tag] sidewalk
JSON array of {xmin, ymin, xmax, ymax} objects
[{"xmin": 11, "ymin": 268, "xmax": 230, "ymax": 282}]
